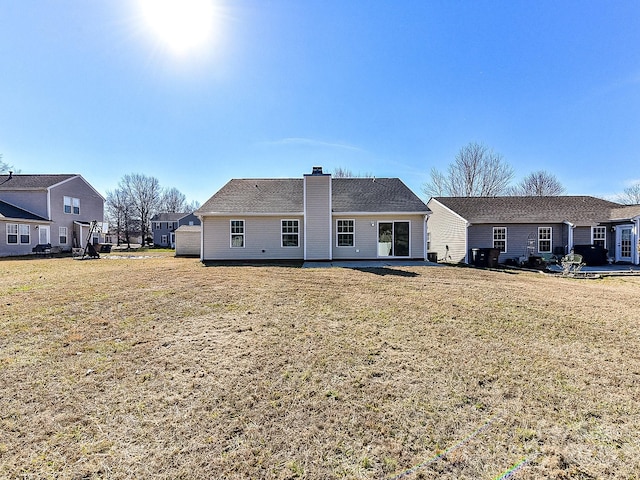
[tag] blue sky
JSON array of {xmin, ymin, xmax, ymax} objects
[{"xmin": 1, "ymin": 1, "xmax": 639, "ymax": 205}]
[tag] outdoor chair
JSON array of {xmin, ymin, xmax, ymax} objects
[{"xmin": 560, "ymin": 253, "xmax": 584, "ymax": 276}]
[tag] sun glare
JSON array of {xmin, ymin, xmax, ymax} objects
[{"xmin": 138, "ymin": 0, "xmax": 216, "ymax": 55}]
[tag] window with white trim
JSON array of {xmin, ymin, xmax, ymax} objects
[
  {"xmin": 7, "ymin": 224, "xmax": 18, "ymax": 244},
  {"xmin": 281, "ymin": 220, "xmax": 299, "ymax": 247},
  {"xmin": 230, "ymin": 220, "xmax": 245, "ymax": 248},
  {"xmin": 592, "ymin": 226, "xmax": 606, "ymax": 249},
  {"xmin": 336, "ymin": 219, "xmax": 355, "ymax": 247},
  {"xmin": 538, "ymin": 227, "xmax": 552, "ymax": 253},
  {"xmin": 19, "ymin": 224, "xmax": 30, "ymax": 244},
  {"xmin": 59, "ymin": 227, "xmax": 68, "ymax": 244},
  {"xmin": 161, "ymin": 235, "xmax": 168, "ymax": 244},
  {"xmin": 64, "ymin": 196, "xmax": 80, "ymax": 215},
  {"xmin": 493, "ymin": 227, "xmax": 507, "ymax": 252}
]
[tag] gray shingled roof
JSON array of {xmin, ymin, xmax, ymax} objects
[
  {"xmin": 433, "ymin": 196, "xmax": 623, "ymax": 225},
  {"xmin": 199, "ymin": 179, "xmax": 304, "ymax": 214},
  {"xmin": 151, "ymin": 212, "xmax": 191, "ymax": 222},
  {"xmin": 0, "ymin": 200, "xmax": 49, "ymax": 221},
  {"xmin": 332, "ymin": 178, "xmax": 428, "ymax": 212},
  {"xmin": 610, "ymin": 204, "xmax": 640, "ymax": 221},
  {"xmin": 198, "ymin": 178, "xmax": 429, "ymax": 215},
  {"xmin": 0, "ymin": 174, "xmax": 77, "ymax": 190}
]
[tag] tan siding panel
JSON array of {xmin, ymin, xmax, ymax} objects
[
  {"xmin": 175, "ymin": 230, "xmax": 201, "ymax": 256},
  {"xmin": 304, "ymin": 175, "xmax": 331, "ymax": 260},
  {"xmin": 332, "ymin": 215, "xmax": 425, "ymax": 260},
  {"xmin": 202, "ymin": 216, "xmax": 304, "ymax": 260},
  {"xmin": 427, "ymin": 200, "xmax": 468, "ymax": 263}
]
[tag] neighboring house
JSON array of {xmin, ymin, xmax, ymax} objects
[
  {"xmin": 0, "ymin": 173, "xmax": 105, "ymax": 257},
  {"xmin": 427, "ymin": 196, "xmax": 640, "ymax": 265},
  {"xmin": 151, "ymin": 212, "xmax": 200, "ymax": 248},
  {"xmin": 196, "ymin": 167, "xmax": 430, "ymax": 262}
]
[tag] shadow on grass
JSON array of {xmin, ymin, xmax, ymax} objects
[{"xmin": 351, "ymin": 267, "xmax": 420, "ymax": 277}]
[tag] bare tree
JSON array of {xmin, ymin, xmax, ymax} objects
[
  {"xmin": 1, "ymin": 154, "xmax": 16, "ymax": 174},
  {"xmin": 617, "ymin": 183, "xmax": 640, "ymax": 205},
  {"xmin": 161, "ymin": 187, "xmax": 187, "ymax": 213},
  {"xmin": 422, "ymin": 142, "xmax": 514, "ymax": 198},
  {"xmin": 186, "ymin": 199, "xmax": 201, "ymax": 212},
  {"xmin": 510, "ymin": 170, "xmax": 566, "ymax": 196},
  {"xmin": 333, "ymin": 167, "xmax": 373, "ymax": 178},
  {"xmin": 105, "ymin": 188, "xmax": 134, "ymax": 247},
  {"xmin": 120, "ymin": 173, "xmax": 162, "ymax": 246}
]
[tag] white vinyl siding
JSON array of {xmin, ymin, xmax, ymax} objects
[
  {"xmin": 175, "ymin": 227, "xmax": 201, "ymax": 256},
  {"xmin": 201, "ymin": 216, "xmax": 304, "ymax": 261},
  {"xmin": 331, "ymin": 215, "xmax": 425, "ymax": 260},
  {"xmin": 304, "ymin": 174, "xmax": 331, "ymax": 260},
  {"xmin": 425, "ymin": 199, "xmax": 468, "ymax": 263}
]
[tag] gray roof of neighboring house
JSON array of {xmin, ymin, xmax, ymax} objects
[
  {"xmin": 151, "ymin": 212, "xmax": 192, "ymax": 222},
  {"xmin": 0, "ymin": 200, "xmax": 49, "ymax": 221},
  {"xmin": 432, "ymin": 196, "xmax": 623, "ymax": 226},
  {"xmin": 198, "ymin": 178, "xmax": 429, "ymax": 215},
  {"xmin": 610, "ymin": 204, "xmax": 640, "ymax": 220},
  {"xmin": 0, "ymin": 174, "xmax": 77, "ymax": 190}
]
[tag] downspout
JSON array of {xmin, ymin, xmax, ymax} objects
[
  {"xmin": 303, "ymin": 177, "xmax": 307, "ymax": 261},
  {"xmin": 464, "ymin": 221, "xmax": 471, "ymax": 264},
  {"xmin": 564, "ymin": 221, "xmax": 575, "ymax": 253},
  {"xmin": 636, "ymin": 217, "xmax": 640, "ymax": 265},
  {"xmin": 423, "ymin": 213, "xmax": 429, "ymax": 261},
  {"xmin": 196, "ymin": 212, "xmax": 204, "ymax": 262},
  {"xmin": 328, "ymin": 175, "xmax": 332, "ymax": 261}
]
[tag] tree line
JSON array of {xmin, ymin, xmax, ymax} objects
[
  {"xmin": 420, "ymin": 141, "xmax": 640, "ymax": 202},
  {"xmin": 106, "ymin": 173, "xmax": 200, "ymax": 247}
]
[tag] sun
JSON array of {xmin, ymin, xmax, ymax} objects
[{"xmin": 138, "ymin": 0, "xmax": 216, "ymax": 55}]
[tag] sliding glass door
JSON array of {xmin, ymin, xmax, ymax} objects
[{"xmin": 377, "ymin": 221, "xmax": 410, "ymax": 257}]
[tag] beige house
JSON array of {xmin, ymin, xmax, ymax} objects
[{"xmin": 196, "ymin": 167, "xmax": 430, "ymax": 263}]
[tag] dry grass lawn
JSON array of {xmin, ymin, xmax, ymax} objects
[{"xmin": 1, "ymin": 253, "xmax": 639, "ymax": 479}]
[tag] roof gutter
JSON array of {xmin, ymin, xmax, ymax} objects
[{"xmin": 197, "ymin": 211, "xmax": 305, "ymax": 217}]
